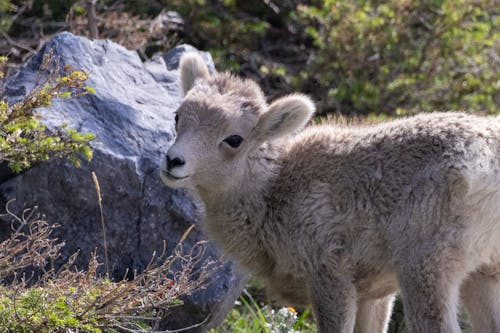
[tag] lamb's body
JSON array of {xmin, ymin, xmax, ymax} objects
[
  {"xmin": 162, "ymin": 53, "xmax": 500, "ymax": 333},
  {"xmin": 205, "ymin": 112, "xmax": 500, "ymax": 314}
]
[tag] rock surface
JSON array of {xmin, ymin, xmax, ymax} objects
[{"xmin": 0, "ymin": 32, "xmax": 247, "ymax": 331}]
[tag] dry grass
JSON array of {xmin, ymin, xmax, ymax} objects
[{"xmin": 0, "ymin": 200, "xmax": 218, "ymax": 332}]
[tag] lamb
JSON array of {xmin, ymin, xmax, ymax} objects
[{"xmin": 160, "ymin": 53, "xmax": 500, "ymax": 333}]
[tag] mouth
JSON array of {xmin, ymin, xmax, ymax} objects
[{"xmin": 161, "ymin": 169, "xmax": 189, "ymax": 181}]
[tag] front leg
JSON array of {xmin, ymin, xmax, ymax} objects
[{"xmin": 310, "ymin": 268, "xmax": 357, "ymax": 333}]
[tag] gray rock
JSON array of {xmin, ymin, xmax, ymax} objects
[{"xmin": 0, "ymin": 32, "xmax": 247, "ymax": 331}]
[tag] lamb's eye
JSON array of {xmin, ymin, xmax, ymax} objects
[
  {"xmin": 223, "ymin": 135, "xmax": 244, "ymax": 148},
  {"xmin": 175, "ymin": 114, "xmax": 179, "ymax": 124}
]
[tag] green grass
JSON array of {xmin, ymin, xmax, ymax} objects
[
  {"xmin": 209, "ymin": 289, "xmax": 316, "ymax": 333},
  {"xmin": 211, "ymin": 286, "xmax": 473, "ymax": 333}
]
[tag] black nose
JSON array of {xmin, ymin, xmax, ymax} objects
[{"xmin": 166, "ymin": 155, "xmax": 185, "ymax": 170}]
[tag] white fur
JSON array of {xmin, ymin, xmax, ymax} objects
[
  {"xmin": 179, "ymin": 53, "xmax": 210, "ymax": 95},
  {"xmin": 162, "ymin": 55, "xmax": 500, "ymax": 333}
]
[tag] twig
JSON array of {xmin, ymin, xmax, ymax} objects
[
  {"xmin": 1, "ymin": 33, "xmax": 36, "ymax": 54},
  {"xmin": 86, "ymin": 0, "xmax": 99, "ymax": 40},
  {"xmin": 92, "ymin": 171, "xmax": 109, "ymax": 275}
]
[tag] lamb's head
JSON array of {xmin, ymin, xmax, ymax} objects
[{"xmin": 160, "ymin": 53, "xmax": 315, "ymax": 193}]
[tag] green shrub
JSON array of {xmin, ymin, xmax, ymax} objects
[
  {"xmin": 0, "ymin": 0, "xmax": 13, "ymax": 33},
  {"xmin": 0, "ymin": 52, "xmax": 95, "ymax": 172},
  {"xmin": 298, "ymin": 0, "xmax": 500, "ymax": 115},
  {"xmin": 163, "ymin": 0, "xmax": 276, "ymax": 71},
  {"xmin": 31, "ymin": 0, "xmax": 78, "ymax": 21},
  {"xmin": 5, "ymin": 1, "xmax": 499, "ymax": 117},
  {"xmin": 157, "ymin": 0, "xmax": 498, "ymax": 116}
]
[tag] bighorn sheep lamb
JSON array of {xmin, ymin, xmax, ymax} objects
[{"xmin": 160, "ymin": 53, "xmax": 500, "ymax": 333}]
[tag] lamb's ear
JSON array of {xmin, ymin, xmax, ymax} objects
[
  {"xmin": 179, "ymin": 53, "xmax": 210, "ymax": 94},
  {"xmin": 252, "ymin": 94, "xmax": 315, "ymax": 144}
]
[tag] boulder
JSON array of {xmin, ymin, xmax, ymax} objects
[{"xmin": 0, "ymin": 32, "xmax": 247, "ymax": 331}]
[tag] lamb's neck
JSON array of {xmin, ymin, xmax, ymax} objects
[
  {"xmin": 198, "ymin": 143, "xmax": 283, "ymax": 274},
  {"xmin": 200, "ymin": 142, "xmax": 282, "ymax": 211}
]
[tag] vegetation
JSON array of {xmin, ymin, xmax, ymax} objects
[
  {"xmin": 0, "ymin": 201, "xmax": 216, "ymax": 332},
  {"xmin": 0, "ymin": 0, "xmax": 14, "ymax": 33},
  {"xmin": 209, "ymin": 289, "xmax": 316, "ymax": 333},
  {"xmin": 0, "ymin": 52, "xmax": 95, "ymax": 172},
  {"xmin": 3, "ymin": 1, "xmax": 498, "ymax": 116},
  {"xmin": 163, "ymin": 0, "xmax": 499, "ymax": 116},
  {"xmin": 297, "ymin": 0, "xmax": 500, "ymax": 115}
]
